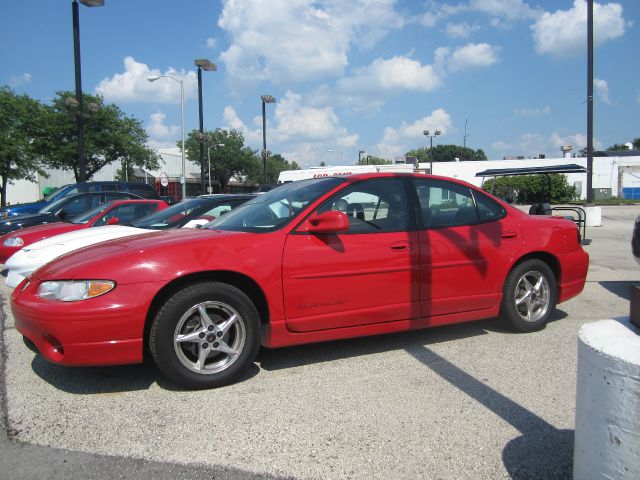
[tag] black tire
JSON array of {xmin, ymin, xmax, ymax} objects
[
  {"xmin": 149, "ymin": 282, "xmax": 260, "ymax": 389},
  {"xmin": 499, "ymin": 259, "xmax": 557, "ymax": 333}
]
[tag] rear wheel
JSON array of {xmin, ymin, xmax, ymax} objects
[
  {"xmin": 149, "ymin": 282, "xmax": 260, "ymax": 389},
  {"xmin": 500, "ymin": 259, "xmax": 557, "ymax": 333}
]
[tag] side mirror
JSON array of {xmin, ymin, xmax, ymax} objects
[
  {"xmin": 106, "ymin": 217, "xmax": 119, "ymax": 225},
  {"xmin": 57, "ymin": 210, "xmax": 68, "ymax": 220},
  {"xmin": 300, "ymin": 210, "xmax": 349, "ymax": 234}
]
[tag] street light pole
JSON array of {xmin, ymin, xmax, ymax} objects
[
  {"xmin": 71, "ymin": 0, "xmax": 104, "ymax": 183},
  {"xmin": 423, "ymin": 130, "xmax": 441, "ymax": 174},
  {"xmin": 147, "ymin": 75, "xmax": 186, "ymax": 202},
  {"xmin": 358, "ymin": 150, "xmax": 365, "ymax": 163},
  {"xmin": 261, "ymin": 95, "xmax": 276, "ymax": 185},
  {"xmin": 194, "ymin": 59, "xmax": 217, "ymax": 195}
]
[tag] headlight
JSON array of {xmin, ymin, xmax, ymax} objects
[
  {"xmin": 36, "ymin": 280, "xmax": 116, "ymax": 302},
  {"xmin": 3, "ymin": 237, "xmax": 24, "ymax": 247}
]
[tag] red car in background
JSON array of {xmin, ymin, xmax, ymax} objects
[
  {"xmin": 11, "ymin": 174, "xmax": 589, "ymax": 389},
  {"xmin": 0, "ymin": 199, "xmax": 167, "ymax": 263}
]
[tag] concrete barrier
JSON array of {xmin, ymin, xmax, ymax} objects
[
  {"xmin": 574, "ymin": 318, "xmax": 640, "ymax": 479},
  {"xmin": 584, "ymin": 206, "xmax": 602, "ymax": 227}
]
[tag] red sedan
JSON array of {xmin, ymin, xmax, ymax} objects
[
  {"xmin": 0, "ymin": 199, "xmax": 167, "ymax": 263},
  {"xmin": 11, "ymin": 174, "xmax": 589, "ymax": 389}
]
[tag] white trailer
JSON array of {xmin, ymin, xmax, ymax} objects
[{"xmin": 277, "ymin": 164, "xmax": 415, "ymax": 183}]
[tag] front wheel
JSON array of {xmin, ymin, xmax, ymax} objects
[
  {"xmin": 500, "ymin": 259, "xmax": 557, "ymax": 333},
  {"xmin": 149, "ymin": 282, "xmax": 260, "ymax": 389}
]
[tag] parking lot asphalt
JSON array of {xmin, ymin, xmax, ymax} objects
[{"xmin": 1, "ymin": 205, "xmax": 639, "ymax": 480}]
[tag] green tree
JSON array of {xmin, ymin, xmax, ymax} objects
[
  {"xmin": 244, "ymin": 153, "xmax": 300, "ymax": 185},
  {"xmin": 33, "ymin": 91, "xmax": 159, "ymax": 182},
  {"xmin": 0, "ymin": 86, "xmax": 49, "ymax": 207},
  {"xmin": 482, "ymin": 174, "xmax": 577, "ymax": 204},
  {"xmin": 607, "ymin": 143, "xmax": 630, "ymax": 151},
  {"xmin": 405, "ymin": 144, "xmax": 487, "ymax": 163},
  {"xmin": 357, "ymin": 155, "xmax": 392, "ymax": 165},
  {"xmin": 633, "ymin": 138, "xmax": 640, "ymax": 150},
  {"xmin": 184, "ymin": 128, "xmax": 257, "ymax": 192}
]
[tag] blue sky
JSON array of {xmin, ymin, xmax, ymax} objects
[{"xmin": 2, "ymin": 0, "xmax": 638, "ymax": 168}]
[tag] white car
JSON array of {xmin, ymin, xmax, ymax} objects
[
  {"xmin": 4, "ymin": 225, "xmax": 154, "ymax": 288},
  {"xmin": 3, "ymin": 194, "xmax": 255, "ymax": 288}
]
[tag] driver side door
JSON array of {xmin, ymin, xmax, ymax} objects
[{"xmin": 282, "ymin": 177, "xmax": 420, "ymax": 333}]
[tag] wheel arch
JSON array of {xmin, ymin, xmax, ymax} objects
[
  {"xmin": 143, "ymin": 270, "xmax": 270, "ymax": 359},
  {"xmin": 509, "ymin": 251, "xmax": 560, "ymax": 285}
]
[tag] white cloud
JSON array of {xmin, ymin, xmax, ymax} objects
[
  {"xmin": 95, "ymin": 57, "xmax": 198, "ymax": 104},
  {"xmin": 594, "ymin": 78, "xmax": 610, "ymax": 104},
  {"xmin": 375, "ymin": 109, "xmax": 453, "ymax": 157},
  {"xmin": 447, "ymin": 43, "xmax": 501, "ymax": 71},
  {"xmin": 8, "ymin": 73, "xmax": 32, "ymax": 87},
  {"xmin": 338, "ymin": 56, "xmax": 443, "ymax": 94},
  {"xmin": 223, "ymin": 90, "xmax": 358, "ymax": 152},
  {"xmin": 444, "ymin": 22, "xmax": 478, "ymax": 38},
  {"xmin": 491, "ymin": 131, "xmax": 602, "ymax": 158},
  {"xmin": 531, "ymin": 0, "xmax": 626, "ymax": 58},
  {"xmin": 514, "ymin": 105, "xmax": 551, "ymax": 117},
  {"xmin": 217, "ymin": 0, "xmax": 405, "ymax": 85},
  {"xmin": 146, "ymin": 112, "xmax": 180, "ymax": 149},
  {"xmin": 206, "ymin": 38, "xmax": 217, "ymax": 49},
  {"xmin": 419, "ymin": 0, "xmax": 538, "ymax": 28},
  {"xmin": 467, "ymin": 0, "xmax": 539, "ymax": 21}
]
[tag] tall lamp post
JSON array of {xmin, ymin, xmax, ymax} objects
[
  {"xmin": 194, "ymin": 59, "xmax": 217, "ymax": 195},
  {"xmin": 358, "ymin": 150, "xmax": 365, "ymax": 163},
  {"xmin": 261, "ymin": 95, "xmax": 276, "ymax": 185},
  {"xmin": 423, "ymin": 129, "xmax": 441, "ymax": 174},
  {"xmin": 71, "ymin": 0, "xmax": 104, "ymax": 183},
  {"xmin": 147, "ymin": 75, "xmax": 186, "ymax": 202},
  {"xmin": 206, "ymin": 143, "xmax": 225, "ymax": 194}
]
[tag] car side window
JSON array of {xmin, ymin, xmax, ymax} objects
[
  {"xmin": 317, "ymin": 178, "xmax": 408, "ymax": 233},
  {"xmin": 105, "ymin": 193, "xmax": 125, "ymax": 202},
  {"xmin": 412, "ymin": 179, "xmax": 479, "ymax": 228},
  {"xmin": 473, "ymin": 191, "xmax": 506, "ymax": 222},
  {"xmin": 62, "ymin": 196, "xmax": 94, "ymax": 216}
]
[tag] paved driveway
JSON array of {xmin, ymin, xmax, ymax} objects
[{"xmin": 2, "ymin": 205, "xmax": 638, "ymax": 479}]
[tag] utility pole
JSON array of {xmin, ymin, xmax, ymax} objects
[
  {"xmin": 586, "ymin": 0, "xmax": 594, "ymax": 205},
  {"xmin": 463, "ymin": 117, "xmax": 469, "ymax": 149}
]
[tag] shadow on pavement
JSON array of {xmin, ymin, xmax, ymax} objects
[
  {"xmin": 258, "ymin": 318, "xmax": 493, "ymax": 371},
  {"xmin": 598, "ymin": 280, "xmax": 637, "ymax": 301},
  {"xmin": 405, "ymin": 345, "xmax": 573, "ymax": 479}
]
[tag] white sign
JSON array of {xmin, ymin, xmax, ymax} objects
[{"xmin": 160, "ymin": 172, "xmax": 169, "ymax": 187}]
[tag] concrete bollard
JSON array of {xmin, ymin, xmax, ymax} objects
[
  {"xmin": 574, "ymin": 318, "xmax": 640, "ymax": 479},
  {"xmin": 583, "ymin": 206, "xmax": 602, "ymax": 227}
]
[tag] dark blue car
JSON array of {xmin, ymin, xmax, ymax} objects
[{"xmin": 0, "ymin": 181, "xmax": 160, "ymax": 218}]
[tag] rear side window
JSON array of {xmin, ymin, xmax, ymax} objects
[{"xmin": 473, "ymin": 191, "xmax": 506, "ymax": 223}]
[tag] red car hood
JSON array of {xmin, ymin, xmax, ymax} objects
[
  {"xmin": 34, "ymin": 228, "xmax": 251, "ymax": 282},
  {"xmin": 8, "ymin": 222, "xmax": 82, "ymax": 243}
]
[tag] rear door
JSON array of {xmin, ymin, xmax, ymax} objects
[
  {"xmin": 282, "ymin": 177, "xmax": 420, "ymax": 332},
  {"xmin": 411, "ymin": 178, "xmax": 522, "ymax": 319}
]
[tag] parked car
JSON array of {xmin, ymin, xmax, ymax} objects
[
  {"xmin": 3, "ymin": 194, "xmax": 255, "ymax": 288},
  {"xmin": 0, "ymin": 192, "xmax": 142, "ymax": 235},
  {"xmin": 11, "ymin": 173, "xmax": 589, "ymax": 389},
  {"xmin": 0, "ymin": 199, "xmax": 168, "ymax": 263},
  {"xmin": 0, "ymin": 181, "xmax": 160, "ymax": 218},
  {"xmin": 632, "ymin": 214, "xmax": 640, "ymax": 265}
]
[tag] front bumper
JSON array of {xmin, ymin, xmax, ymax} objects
[{"xmin": 11, "ymin": 278, "xmax": 165, "ymax": 366}]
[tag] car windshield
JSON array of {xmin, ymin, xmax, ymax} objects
[
  {"xmin": 38, "ymin": 194, "xmax": 75, "ymax": 214},
  {"xmin": 206, "ymin": 177, "xmax": 345, "ymax": 232},
  {"xmin": 130, "ymin": 198, "xmax": 211, "ymax": 230},
  {"xmin": 43, "ymin": 185, "xmax": 68, "ymax": 202},
  {"xmin": 70, "ymin": 202, "xmax": 114, "ymax": 224}
]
